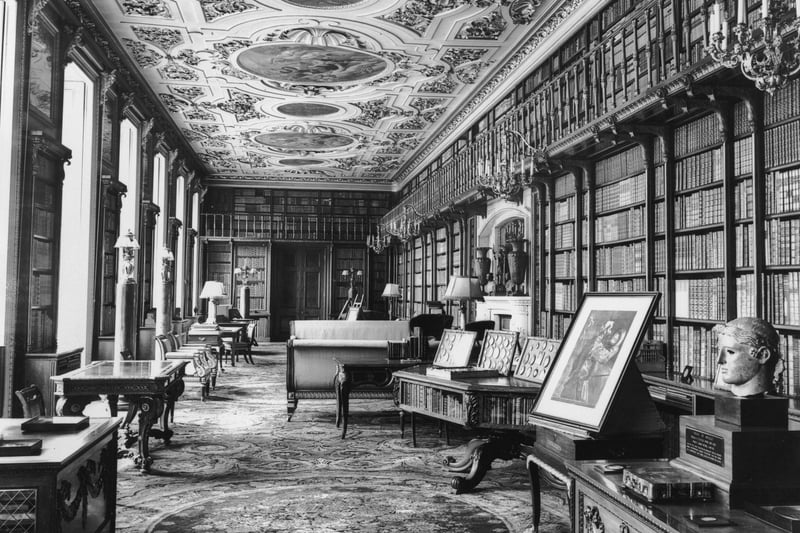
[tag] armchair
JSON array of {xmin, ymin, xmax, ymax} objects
[{"xmin": 409, "ymin": 313, "xmax": 454, "ymax": 360}]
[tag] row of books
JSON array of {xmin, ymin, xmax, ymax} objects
[
  {"xmin": 671, "ymin": 324, "xmax": 719, "ymax": 382},
  {"xmin": 554, "ymin": 251, "xmax": 576, "ymax": 278},
  {"xmin": 674, "ymin": 277, "xmax": 726, "ymax": 320},
  {"xmin": 595, "ymin": 241, "xmax": 646, "ymax": 276},
  {"xmin": 594, "ymin": 206, "xmax": 645, "ymax": 243},
  {"xmin": 654, "ymin": 238, "xmax": 667, "ymax": 272},
  {"xmin": 401, "ymin": 384, "xmax": 464, "ymax": 420},
  {"xmin": 654, "ymin": 201, "xmax": 666, "ymax": 233},
  {"xmin": 674, "ymin": 230, "xmax": 725, "ymax": 271},
  {"xmin": 551, "ymin": 222, "xmax": 575, "ymax": 249},
  {"xmin": 553, "ymin": 173, "xmax": 576, "ymax": 197},
  {"xmin": 765, "ymin": 118, "xmax": 800, "ymax": 169},
  {"xmin": 735, "ymin": 223, "xmax": 755, "ymax": 268},
  {"xmin": 674, "ymin": 147, "xmax": 723, "ymax": 191},
  {"xmin": 554, "ymin": 196, "xmax": 576, "ymax": 223},
  {"xmin": 554, "ymin": 281, "xmax": 577, "ymax": 311},
  {"xmin": 765, "ymin": 272, "xmax": 800, "ymax": 327},
  {"xmin": 764, "ymin": 76, "xmax": 800, "ymax": 126},
  {"xmin": 734, "ymin": 178, "xmax": 754, "ymax": 220},
  {"xmin": 478, "ymin": 396, "xmax": 537, "ymax": 427},
  {"xmin": 765, "ymin": 168, "xmax": 800, "ymax": 215},
  {"xmin": 764, "ymin": 218, "xmax": 800, "ymax": 266},
  {"xmin": 655, "ymin": 277, "xmax": 668, "ymax": 317},
  {"xmin": 736, "ymin": 273, "xmax": 756, "ymax": 318},
  {"xmin": 674, "ymin": 186, "xmax": 724, "ymax": 229},
  {"xmin": 596, "ymin": 277, "xmax": 648, "ymax": 293},
  {"xmin": 595, "ymin": 145, "xmax": 644, "ymax": 185},
  {"xmin": 778, "ymin": 334, "xmax": 800, "ymax": 397},
  {"xmin": 734, "ymin": 138, "xmax": 753, "ymax": 177},
  {"xmin": 595, "ymin": 174, "xmax": 646, "ymax": 213},
  {"xmin": 674, "ymin": 113, "xmax": 723, "ymax": 159}
]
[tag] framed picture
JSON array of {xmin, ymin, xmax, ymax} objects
[
  {"xmin": 432, "ymin": 329, "xmax": 477, "ymax": 368},
  {"xmin": 513, "ymin": 336, "xmax": 559, "ymax": 384},
  {"xmin": 476, "ymin": 330, "xmax": 519, "ymax": 376},
  {"xmin": 531, "ymin": 292, "xmax": 659, "ymax": 433}
]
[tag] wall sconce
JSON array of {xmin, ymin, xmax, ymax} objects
[
  {"xmin": 114, "ymin": 229, "xmax": 140, "ymax": 283},
  {"xmin": 199, "ymin": 280, "xmax": 226, "ymax": 326}
]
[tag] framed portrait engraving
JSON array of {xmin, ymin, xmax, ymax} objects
[{"xmin": 531, "ymin": 292, "xmax": 659, "ymax": 433}]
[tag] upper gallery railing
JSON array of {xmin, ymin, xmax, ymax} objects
[
  {"xmin": 383, "ymin": 0, "xmax": 716, "ymax": 233},
  {"xmin": 201, "ymin": 213, "xmax": 373, "ymax": 242}
]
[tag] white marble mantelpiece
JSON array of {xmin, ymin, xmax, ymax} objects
[{"xmin": 475, "ymin": 296, "xmax": 531, "ymax": 336}]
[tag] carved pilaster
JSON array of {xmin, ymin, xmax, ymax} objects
[
  {"xmin": 141, "ymin": 118, "xmax": 154, "ymax": 148},
  {"xmin": 464, "ymin": 393, "xmax": 480, "ymax": 428},
  {"xmin": 141, "ymin": 200, "xmax": 160, "ymax": 229},
  {"xmin": 101, "ymin": 70, "xmax": 118, "ymax": 106},
  {"xmin": 101, "ymin": 176, "xmax": 127, "ymax": 213},
  {"xmin": 168, "ymin": 216, "xmax": 183, "ymax": 242}
]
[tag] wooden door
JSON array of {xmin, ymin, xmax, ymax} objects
[{"xmin": 271, "ymin": 245, "xmax": 326, "ymax": 341}]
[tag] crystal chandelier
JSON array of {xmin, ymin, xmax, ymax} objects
[
  {"xmin": 477, "ymin": 130, "xmax": 535, "ymax": 200},
  {"xmin": 367, "ymin": 224, "xmax": 391, "ymax": 254},
  {"xmin": 385, "ymin": 204, "xmax": 423, "ymax": 242},
  {"xmin": 706, "ymin": 0, "xmax": 800, "ymax": 93}
]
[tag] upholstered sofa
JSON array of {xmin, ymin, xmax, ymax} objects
[{"xmin": 286, "ymin": 319, "xmax": 411, "ymax": 420}]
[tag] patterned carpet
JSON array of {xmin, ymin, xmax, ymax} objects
[{"xmin": 109, "ymin": 343, "xmax": 571, "ymax": 532}]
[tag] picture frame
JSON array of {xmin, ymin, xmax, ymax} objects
[
  {"xmin": 530, "ymin": 292, "xmax": 659, "ymax": 433},
  {"xmin": 513, "ymin": 336, "xmax": 559, "ymax": 384},
  {"xmin": 432, "ymin": 329, "xmax": 477, "ymax": 368},
  {"xmin": 476, "ymin": 330, "xmax": 519, "ymax": 376}
]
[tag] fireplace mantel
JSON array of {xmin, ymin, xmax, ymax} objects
[{"xmin": 475, "ymin": 296, "xmax": 530, "ymax": 336}]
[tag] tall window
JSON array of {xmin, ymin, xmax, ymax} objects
[
  {"xmin": 0, "ymin": 0, "xmax": 19, "ymax": 338},
  {"xmin": 118, "ymin": 118, "xmax": 140, "ymax": 247},
  {"xmin": 191, "ymin": 191, "xmax": 200, "ymax": 315},
  {"xmin": 151, "ymin": 152, "xmax": 166, "ymax": 308},
  {"xmin": 57, "ymin": 63, "xmax": 97, "ymax": 356},
  {"xmin": 174, "ymin": 175, "xmax": 185, "ymax": 316}
]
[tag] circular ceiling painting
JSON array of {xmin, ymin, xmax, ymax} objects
[
  {"xmin": 236, "ymin": 44, "xmax": 389, "ymax": 86},
  {"xmin": 255, "ymin": 132, "xmax": 354, "ymax": 151},
  {"xmin": 284, "ymin": 0, "xmax": 365, "ymax": 7},
  {"xmin": 277, "ymin": 102, "xmax": 340, "ymax": 117},
  {"xmin": 279, "ymin": 158, "xmax": 325, "ymax": 166}
]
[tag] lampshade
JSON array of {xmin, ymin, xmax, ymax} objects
[
  {"xmin": 114, "ymin": 229, "xmax": 140, "ymax": 250},
  {"xmin": 381, "ymin": 283, "xmax": 401, "ymax": 298},
  {"xmin": 442, "ymin": 275, "xmax": 484, "ymax": 302},
  {"xmin": 199, "ymin": 281, "xmax": 226, "ymax": 300}
]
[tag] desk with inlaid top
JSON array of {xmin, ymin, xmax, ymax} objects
[
  {"xmin": 0, "ymin": 417, "xmax": 120, "ymax": 532},
  {"xmin": 393, "ymin": 365, "xmax": 541, "ymax": 493},
  {"xmin": 52, "ymin": 360, "xmax": 187, "ymax": 471}
]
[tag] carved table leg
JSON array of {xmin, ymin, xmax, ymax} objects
[
  {"xmin": 339, "ymin": 378, "xmax": 351, "ymax": 439},
  {"xmin": 132, "ymin": 396, "xmax": 163, "ymax": 472},
  {"xmin": 400, "ymin": 410, "xmax": 405, "ymax": 438},
  {"xmin": 287, "ymin": 393, "xmax": 297, "ymax": 422},
  {"xmin": 164, "ymin": 378, "xmax": 185, "ymax": 427},
  {"xmin": 449, "ymin": 433, "xmax": 522, "ymax": 495},
  {"xmin": 527, "ymin": 455, "xmax": 542, "ymax": 533},
  {"xmin": 444, "ymin": 438, "xmax": 486, "ymax": 472},
  {"xmin": 107, "ymin": 394, "xmax": 120, "ymax": 417},
  {"xmin": 410, "ymin": 411, "xmax": 417, "ymax": 447}
]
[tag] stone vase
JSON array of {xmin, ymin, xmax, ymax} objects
[
  {"xmin": 506, "ymin": 239, "xmax": 528, "ymax": 296},
  {"xmin": 472, "ymin": 247, "xmax": 492, "ymax": 287}
]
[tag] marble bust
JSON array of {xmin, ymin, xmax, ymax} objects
[{"xmin": 714, "ymin": 317, "xmax": 781, "ymax": 397}]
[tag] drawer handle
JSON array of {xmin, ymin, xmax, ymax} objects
[
  {"xmin": 620, "ymin": 524, "xmax": 630, "ymax": 533},
  {"xmin": 583, "ymin": 505, "xmax": 605, "ymax": 532}
]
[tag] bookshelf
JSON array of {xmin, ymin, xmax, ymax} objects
[
  {"xmin": 233, "ymin": 243, "xmax": 267, "ymax": 312},
  {"xmin": 550, "ymin": 173, "xmax": 578, "ymax": 338},
  {"xmin": 763, "ymin": 80, "xmax": 800, "ymax": 397}
]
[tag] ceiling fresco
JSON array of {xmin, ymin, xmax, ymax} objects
[{"xmin": 87, "ymin": 0, "xmax": 585, "ymax": 189}]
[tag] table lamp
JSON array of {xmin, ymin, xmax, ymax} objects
[
  {"xmin": 382, "ymin": 283, "xmax": 401, "ymax": 320},
  {"xmin": 199, "ymin": 281, "xmax": 226, "ymax": 326},
  {"xmin": 442, "ymin": 275, "xmax": 484, "ymax": 330}
]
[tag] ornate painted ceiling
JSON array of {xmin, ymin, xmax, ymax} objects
[{"xmin": 87, "ymin": 0, "xmax": 585, "ymax": 190}]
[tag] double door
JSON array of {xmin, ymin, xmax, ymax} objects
[{"xmin": 271, "ymin": 245, "xmax": 328, "ymax": 341}]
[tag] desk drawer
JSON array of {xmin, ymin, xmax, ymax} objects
[{"xmin": 574, "ymin": 478, "xmax": 665, "ymax": 533}]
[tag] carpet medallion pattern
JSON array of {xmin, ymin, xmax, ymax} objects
[{"xmin": 111, "ymin": 344, "xmax": 570, "ymax": 532}]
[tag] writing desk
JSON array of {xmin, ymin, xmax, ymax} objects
[
  {"xmin": 52, "ymin": 360, "xmax": 187, "ymax": 471},
  {"xmin": 333, "ymin": 356, "xmax": 421, "ymax": 439},
  {"xmin": 0, "ymin": 418, "xmax": 120, "ymax": 532},
  {"xmin": 393, "ymin": 365, "xmax": 540, "ymax": 493}
]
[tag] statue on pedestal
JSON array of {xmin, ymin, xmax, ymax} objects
[{"xmin": 713, "ymin": 317, "xmax": 782, "ymax": 398}]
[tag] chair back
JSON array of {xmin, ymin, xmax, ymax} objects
[
  {"xmin": 245, "ymin": 321, "xmax": 257, "ymax": 344},
  {"xmin": 154, "ymin": 335, "xmax": 170, "ymax": 360},
  {"xmin": 229, "ymin": 308, "xmax": 243, "ymax": 320},
  {"xmin": 465, "ymin": 320, "xmax": 496, "ymax": 342},
  {"xmin": 15, "ymin": 384, "xmax": 45, "ymax": 418},
  {"xmin": 409, "ymin": 314, "xmax": 453, "ymax": 341},
  {"xmin": 167, "ymin": 332, "xmax": 181, "ymax": 350}
]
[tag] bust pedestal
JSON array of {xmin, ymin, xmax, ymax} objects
[{"xmin": 672, "ymin": 395, "xmax": 800, "ymax": 508}]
